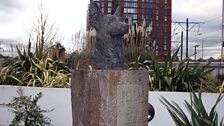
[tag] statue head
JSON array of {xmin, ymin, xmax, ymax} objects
[
  {"xmin": 89, "ymin": 0, "xmax": 128, "ymax": 36},
  {"xmin": 89, "ymin": 0, "xmax": 129, "ymax": 69}
]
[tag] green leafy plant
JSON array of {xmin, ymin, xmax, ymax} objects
[
  {"xmin": 128, "ymin": 56, "xmax": 151, "ymax": 70},
  {"xmin": 128, "ymin": 47, "xmax": 213, "ymax": 92},
  {"xmin": 0, "ymin": 42, "xmax": 71, "ymax": 88},
  {"xmin": 1, "ymin": 90, "xmax": 53, "ymax": 126},
  {"xmin": 160, "ymin": 91, "xmax": 224, "ymax": 126},
  {"xmin": 0, "ymin": 4, "xmax": 71, "ymax": 88},
  {"xmin": 20, "ymin": 58, "xmax": 70, "ymax": 87}
]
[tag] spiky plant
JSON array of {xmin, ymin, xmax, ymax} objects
[
  {"xmin": 160, "ymin": 91, "xmax": 224, "ymax": 126},
  {"xmin": 129, "ymin": 46, "xmax": 213, "ymax": 92}
]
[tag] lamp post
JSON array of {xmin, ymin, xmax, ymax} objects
[
  {"xmin": 195, "ymin": 33, "xmax": 204, "ymax": 62},
  {"xmin": 218, "ymin": 0, "xmax": 224, "ymax": 75},
  {"xmin": 221, "ymin": 0, "xmax": 224, "ymax": 62},
  {"xmin": 202, "ymin": 39, "xmax": 204, "ymax": 61},
  {"xmin": 193, "ymin": 44, "xmax": 200, "ymax": 62},
  {"xmin": 181, "ymin": 31, "xmax": 183, "ymax": 61}
]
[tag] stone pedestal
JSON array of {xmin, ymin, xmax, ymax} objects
[{"xmin": 71, "ymin": 70, "xmax": 149, "ymax": 126}]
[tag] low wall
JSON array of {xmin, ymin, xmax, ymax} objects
[
  {"xmin": 149, "ymin": 91, "xmax": 224, "ymax": 126},
  {"xmin": 0, "ymin": 86, "xmax": 223, "ymax": 126}
]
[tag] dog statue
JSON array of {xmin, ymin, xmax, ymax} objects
[{"xmin": 89, "ymin": 0, "xmax": 129, "ymax": 69}]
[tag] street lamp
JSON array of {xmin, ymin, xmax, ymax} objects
[
  {"xmin": 193, "ymin": 44, "xmax": 200, "ymax": 62},
  {"xmin": 221, "ymin": 0, "xmax": 224, "ymax": 62},
  {"xmin": 201, "ymin": 39, "xmax": 204, "ymax": 61}
]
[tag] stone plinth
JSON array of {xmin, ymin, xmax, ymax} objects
[{"xmin": 71, "ymin": 70, "xmax": 149, "ymax": 126}]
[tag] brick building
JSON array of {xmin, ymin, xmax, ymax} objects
[{"xmin": 89, "ymin": 0, "xmax": 172, "ymax": 60}]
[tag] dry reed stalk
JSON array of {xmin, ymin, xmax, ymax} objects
[
  {"xmin": 48, "ymin": 42, "xmax": 66, "ymax": 62},
  {"xmin": 123, "ymin": 18, "xmax": 153, "ymax": 62},
  {"xmin": 86, "ymin": 27, "xmax": 96, "ymax": 53}
]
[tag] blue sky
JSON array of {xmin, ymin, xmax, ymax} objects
[{"xmin": 0, "ymin": 0, "xmax": 223, "ymax": 59}]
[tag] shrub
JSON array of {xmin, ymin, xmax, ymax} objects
[
  {"xmin": 0, "ymin": 5, "xmax": 71, "ymax": 88},
  {"xmin": 1, "ymin": 90, "xmax": 53, "ymax": 126},
  {"xmin": 0, "ymin": 41, "xmax": 71, "ymax": 88}
]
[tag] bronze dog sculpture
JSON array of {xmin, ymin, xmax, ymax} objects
[{"xmin": 89, "ymin": 0, "xmax": 129, "ymax": 69}]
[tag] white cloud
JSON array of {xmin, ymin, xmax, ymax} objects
[
  {"xmin": 0, "ymin": 0, "xmax": 90, "ymax": 51},
  {"xmin": 0, "ymin": 0, "xmax": 27, "ymax": 23},
  {"xmin": 0, "ymin": 0, "xmax": 223, "ymax": 58},
  {"xmin": 172, "ymin": 0, "xmax": 223, "ymax": 59}
]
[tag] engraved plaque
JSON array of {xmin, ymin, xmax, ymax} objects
[{"xmin": 117, "ymin": 85, "xmax": 143, "ymax": 126}]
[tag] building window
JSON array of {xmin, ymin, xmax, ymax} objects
[
  {"xmin": 165, "ymin": 0, "xmax": 168, "ymax": 4},
  {"xmin": 164, "ymin": 22, "xmax": 168, "ymax": 27},
  {"xmin": 156, "ymin": 16, "xmax": 159, "ymax": 20},
  {"xmin": 156, "ymin": 10, "xmax": 159, "ymax": 15},
  {"xmin": 164, "ymin": 16, "xmax": 167, "ymax": 21},
  {"xmin": 124, "ymin": 3, "xmax": 127, "ymax": 7},
  {"xmin": 108, "ymin": 2, "xmax": 112, "ymax": 7},
  {"xmin": 156, "ymin": 22, "xmax": 159, "ymax": 27},
  {"xmin": 164, "ymin": 32, "xmax": 167, "ymax": 38},
  {"xmin": 164, "ymin": 27, "xmax": 167, "ymax": 32},
  {"xmin": 146, "ymin": 15, "xmax": 149, "ymax": 20},
  {"xmin": 124, "ymin": 8, "xmax": 137, "ymax": 13},
  {"xmin": 165, "ymin": 5, "xmax": 168, "ymax": 9},
  {"xmin": 164, "ymin": 35, "xmax": 167, "ymax": 43},
  {"xmin": 142, "ymin": 9, "xmax": 145, "ymax": 14},
  {"xmin": 124, "ymin": 3, "xmax": 131, "ymax": 7},
  {"xmin": 146, "ymin": 3, "xmax": 152, "ymax": 8},
  {"xmin": 134, "ymin": 3, "xmax": 138, "ymax": 7},
  {"xmin": 124, "ymin": 2, "xmax": 138, "ymax": 8},
  {"xmin": 108, "ymin": 8, "xmax": 111, "ymax": 13},
  {"xmin": 147, "ymin": 8, "xmax": 153, "ymax": 14},
  {"xmin": 146, "ymin": 0, "xmax": 153, "ymax": 2},
  {"xmin": 133, "ymin": 14, "xmax": 137, "ymax": 20},
  {"xmin": 125, "ymin": 0, "xmax": 137, "ymax": 1},
  {"xmin": 124, "ymin": 8, "xmax": 128, "ymax": 13},
  {"xmin": 96, "ymin": 2, "xmax": 100, "ymax": 7},
  {"xmin": 101, "ymin": 2, "xmax": 104, "ymax": 7},
  {"xmin": 133, "ymin": 19, "xmax": 137, "ymax": 24},
  {"xmin": 156, "ymin": 0, "xmax": 159, "ymax": 3}
]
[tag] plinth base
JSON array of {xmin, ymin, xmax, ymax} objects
[{"xmin": 71, "ymin": 70, "xmax": 149, "ymax": 126}]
